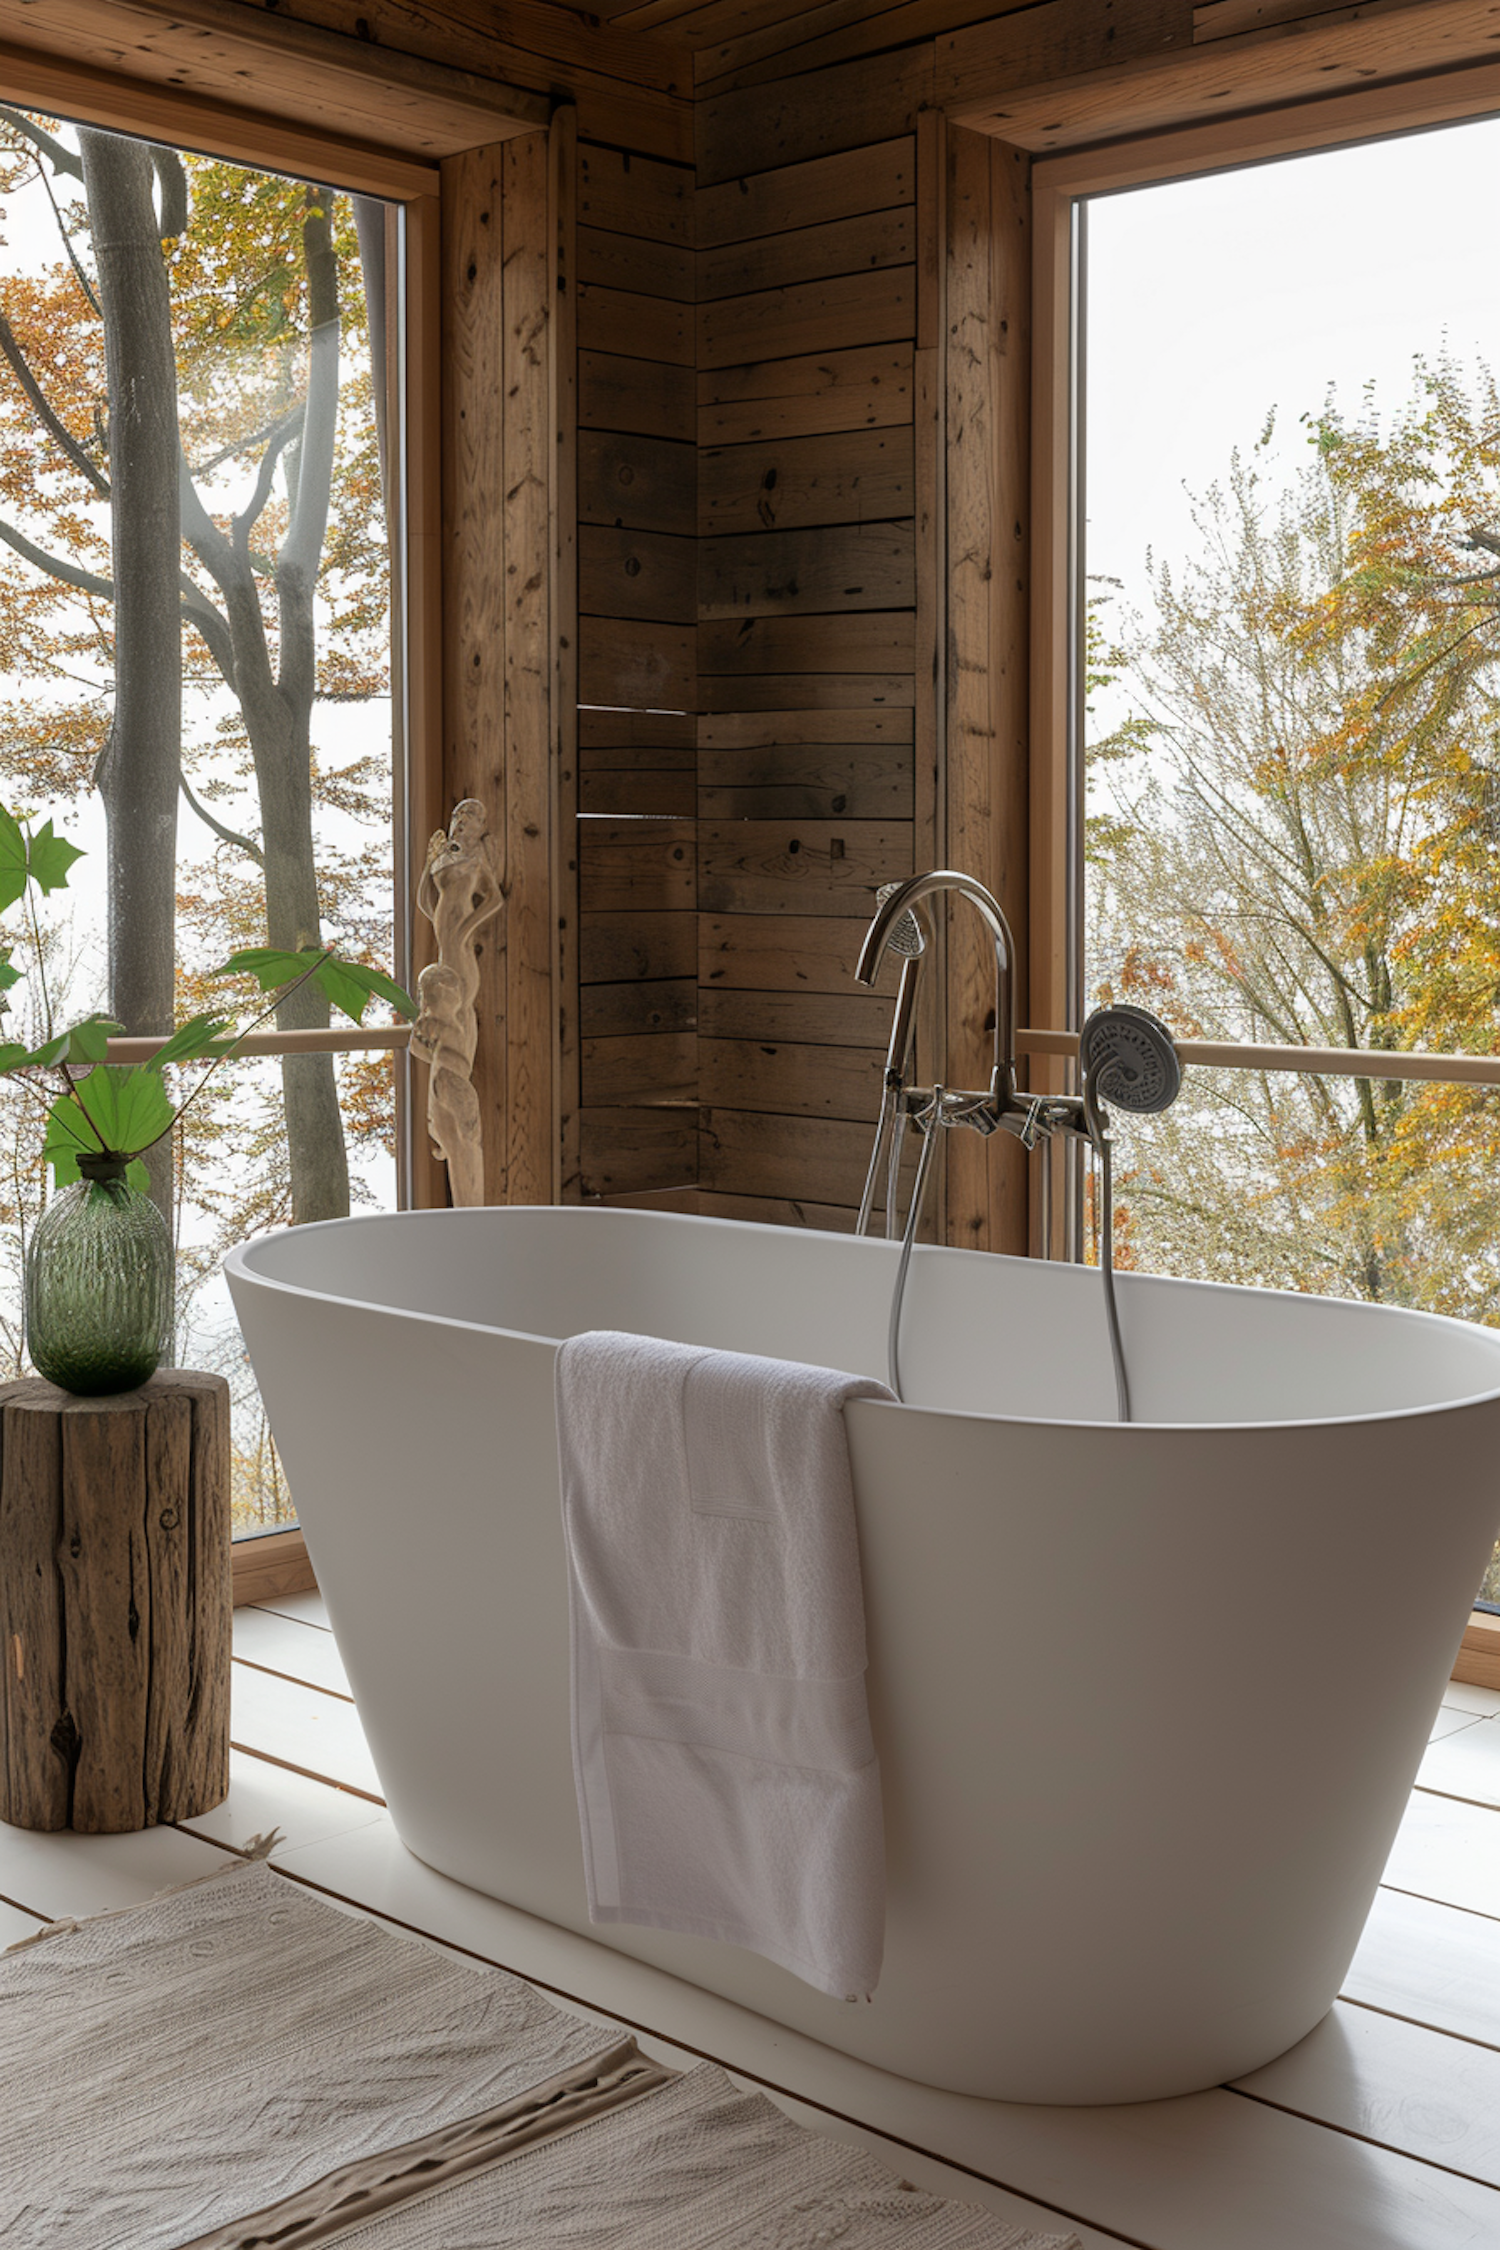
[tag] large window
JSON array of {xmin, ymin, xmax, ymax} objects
[
  {"xmin": 1037, "ymin": 100, "xmax": 1500, "ymax": 1606},
  {"xmin": 0, "ymin": 96, "xmax": 431, "ymax": 1539}
]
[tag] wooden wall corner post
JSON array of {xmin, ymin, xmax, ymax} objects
[
  {"xmin": 0, "ymin": 1372, "xmax": 231, "ymax": 1833},
  {"xmin": 915, "ymin": 109, "xmax": 947, "ymax": 1238},
  {"xmin": 1028, "ymin": 151, "xmax": 1074, "ymax": 1261},
  {"xmin": 552, "ymin": 104, "xmax": 581, "ymax": 1207},
  {"xmin": 441, "ymin": 137, "xmax": 522, "ymax": 1209},
  {"xmin": 942, "ymin": 124, "xmax": 1031, "ymax": 1258},
  {"xmin": 403, "ymin": 186, "xmax": 450, "ymax": 1219}
]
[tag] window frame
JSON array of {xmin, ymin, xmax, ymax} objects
[
  {"xmin": 1028, "ymin": 68, "xmax": 1500, "ymax": 1687},
  {"xmin": 0, "ymin": 42, "xmax": 448, "ymax": 1593},
  {"xmin": 1029, "ymin": 61, "xmax": 1500, "ymax": 1084}
]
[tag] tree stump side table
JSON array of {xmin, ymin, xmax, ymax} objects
[{"xmin": 0, "ymin": 1371, "xmax": 232, "ymax": 1833}]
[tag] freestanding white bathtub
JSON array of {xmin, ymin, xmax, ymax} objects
[{"xmin": 226, "ymin": 1206, "xmax": 1500, "ymax": 2105}]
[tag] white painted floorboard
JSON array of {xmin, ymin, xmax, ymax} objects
[
  {"xmin": 11, "ymin": 1607, "xmax": 1500, "ymax": 2249},
  {"xmin": 229, "ymin": 1657, "xmax": 383, "ymax": 1799},
  {"xmin": 251, "ymin": 1589, "xmax": 333, "ymax": 1630},
  {"xmin": 1382, "ymin": 1789, "xmax": 1500, "ymax": 1920},
  {"xmin": 1426, "ymin": 1709, "xmax": 1482, "ymax": 1744},
  {"xmin": 1234, "ymin": 1998, "xmax": 1500, "ymax": 2186},
  {"xmin": 0, "ymin": 1822, "xmax": 235, "ymax": 1924},
  {"xmin": 174, "ymin": 1748, "xmax": 387, "ymax": 1857},
  {"xmin": 232, "ymin": 1604, "xmax": 353, "ymax": 1697},
  {"xmin": 1417, "ymin": 1716, "xmax": 1500, "ymax": 1808},
  {"xmin": 1346, "ymin": 1887, "xmax": 1500, "ymax": 2048},
  {"xmin": 0, "ymin": 1896, "xmax": 41, "ymax": 1946}
]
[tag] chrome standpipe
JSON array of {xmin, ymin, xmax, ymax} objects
[{"xmin": 853, "ymin": 870, "xmax": 1183, "ymax": 1417}]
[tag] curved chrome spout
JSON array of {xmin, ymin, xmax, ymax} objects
[{"xmin": 856, "ymin": 869, "xmax": 1018, "ymax": 1097}]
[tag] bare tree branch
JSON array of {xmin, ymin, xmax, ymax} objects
[
  {"xmin": 0, "ymin": 106, "xmax": 82, "ymax": 181},
  {"xmin": 179, "ymin": 769, "xmax": 265, "ymax": 868},
  {"xmin": 234, "ymin": 404, "xmax": 306, "ymax": 556},
  {"xmin": 0, "ymin": 512, "xmax": 113, "ymax": 601},
  {"xmin": 0, "ymin": 314, "xmax": 109, "ymax": 496},
  {"xmin": 195, "ymin": 408, "xmax": 304, "ymax": 478}
]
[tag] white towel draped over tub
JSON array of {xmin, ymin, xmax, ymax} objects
[{"xmin": 555, "ymin": 1329, "xmax": 894, "ymax": 2002}]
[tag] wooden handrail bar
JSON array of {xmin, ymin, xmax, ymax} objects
[
  {"xmin": 1019, "ymin": 1028, "xmax": 1500, "ymax": 1088},
  {"xmin": 101, "ymin": 1025, "xmax": 413, "ymax": 1064}
]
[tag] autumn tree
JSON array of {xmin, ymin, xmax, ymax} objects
[
  {"xmin": 1087, "ymin": 400, "xmax": 1500, "ymax": 1326},
  {"xmin": 0, "ymin": 110, "xmax": 393, "ymax": 1228}
]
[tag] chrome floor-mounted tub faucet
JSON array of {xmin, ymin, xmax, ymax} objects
[{"xmin": 852, "ymin": 872, "xmax": 1183, "ymax": 1417}]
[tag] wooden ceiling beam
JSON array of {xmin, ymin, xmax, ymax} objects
[
  {"xmin": 939, "ymin": 0, "xmax": 1500, "ymax": 151},
  {"xmin": 0, "ymin": 0, "xmax": 551, "ymax": 175}
]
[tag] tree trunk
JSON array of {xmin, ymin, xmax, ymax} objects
[
  {"xmin": 81, "ymin": 130, "xmax": 181, "ymax": 1230},
  {"xmin": 178, "ymin": 182, "xmax": 351, "ymax": 1227}
]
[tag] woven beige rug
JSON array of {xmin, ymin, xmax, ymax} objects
[{"xmin": 1, "ymin": 1856, "xmax": 1078, "ymax": 2250}]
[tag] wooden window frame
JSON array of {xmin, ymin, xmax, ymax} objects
[
  {"xmin": 1028, "ymin": 67, "xmax": 1500, "ymax": 1687},
  {"xmin": 0, "ymin": 37, "xmax": 459, "ymax": 1603}
]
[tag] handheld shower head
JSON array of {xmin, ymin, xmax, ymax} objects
[
  {"xmin": 1078, "ymin": 1003, "xmax": 1181, "ymax": 1427},
  {"xmin": 1079, "ymin": 1003, "xmax": 1181, "ymax": 1117},
  {"xmin": 874, "ymin": 880, "xmax": 927, "ymax": 960}
]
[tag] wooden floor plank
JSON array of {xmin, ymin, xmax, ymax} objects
[
  {"xmin": 251, "ymin": 1591, "xmax": 332, "ymax": 1630},
  {"xmin": 1417, "ymin": 1719, "xmax": 1500, "ymax": 1809},
  {"xmin": 1347, "ymin": 1887, "xmax": 1500, "ymax": 2049},
  {"xmin": 173, "ymin": 1750, "xmax": 386, "ymax": 1859},
  {"xmin": 0, "ymin": 1824, "xmax": 235, "ymax": 1926},
  {"xmin": 0, "ymin": 1896, "xmax": 42, "ymax": 1945},
  {"xmin": 1382, "ymin": 1791, "xmax": 1500, "ymax": 1920},
  {"xmin": 1235, "ymin": 1998, "xmax": 1500, "ymax": 2186},
  {"xmin": 1428, "ymin": 1711, "xmax": 1483, "ymax": 1744},
  {"xmin": 229, "ymin": 1662, "xmax": 383, "ymax": 1800},
  {"xmin": 233, "ymin": 1606, "xmax": 352, "ymax": 1698}
]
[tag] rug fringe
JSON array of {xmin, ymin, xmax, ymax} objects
[{"xmin": 3, "ymin": 1831, "xmax": 283, "ymax": 1954}]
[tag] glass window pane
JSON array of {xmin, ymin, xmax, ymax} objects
[
  {"xmin": 1081, "ymin": 118, "xmax": 1500, "ymax": 1604},
  {"xmin": 0, "ymin": 111, "xmax": 405, "ymax": 1533}
]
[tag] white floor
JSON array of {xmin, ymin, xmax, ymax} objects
[{"xmin": 7, "ymin": 1598, "xmax": 1500, "ymax": 2248}]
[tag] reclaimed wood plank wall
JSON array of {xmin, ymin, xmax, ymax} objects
[
  {"xmin": 442, "ymin": 129, "xmax": 557, "ymax": 1208},
  {"xmin": 572, "ymin": 128, "xmax": 701, "ymax": 1202},
  {"xmin": 694, "ymin": 63, "xmax": 930, "ymax": 1233},
  {"xmin": 556, "ymin": 42, "xmax": 1034, "ymax": 1245}
]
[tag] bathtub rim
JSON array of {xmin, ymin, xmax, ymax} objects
[{"xmin": 223, "ymin": 1203, "xmax": 1500, "ymax": 1437}]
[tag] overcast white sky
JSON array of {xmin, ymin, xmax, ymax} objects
[{"xmin": 1085, "ymin": 113, "xmax": 1500, "ymax": 601}]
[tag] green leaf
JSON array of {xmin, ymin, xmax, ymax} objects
[
  {"xmin": 64, "ymin": 1015, "xmax": 123, "ymax": 1066},
  {"xmin": 19, "ymin": 1030, "xmax": 73, "ymax": 1071},
  {"xmin": 0, "ymin": 960, "xmax": 21, "ymax": 994},
  {"xmin": 209, "ymin": 945, "xmax": 416, "ymax": 1025},
  {"xmin": 0, "ymin": 1016, "xmax": 122, "ymax": 1073},
  {"xmin": 315, "ymin": 959, "xmax": 417, "ymax": 1023},
  {"xmin": 26, "ymin": 820, "xmax": 83, "ymax": 895},
  {"xmin": 210, "ymin": 945, "xmax": 317, "ymax": 992},
  {"xmin": 0, "ymin": 804, "xmax": 28, "ymax": 916},
  {"xmin": 150, "ymin": 1013, "xmax": 236, "ymax": 1069},
  {"xmin": 42, "ymin": 1093, "xmax": 104, "ymax": 1183},
  {"xmin": 125, "ymin": 1157, "xmax": 150, "ymax": 1193},
  {"xmin": 73, "ymin": 1065, "xmax": 176, "ymax": 1155}
]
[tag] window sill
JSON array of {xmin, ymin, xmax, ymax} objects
[
  {"xmin": 231, "ymin": 1528, "xmax": 316, "ymax": 1609},
  {"xmin": 1453, "ymin": 1611, "xmax": 1500, "ymax": 1693}
]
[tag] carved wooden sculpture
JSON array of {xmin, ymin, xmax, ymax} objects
[{"xmin": 412, "ymin": 799, "xmax": 505, "ymax": 1206}]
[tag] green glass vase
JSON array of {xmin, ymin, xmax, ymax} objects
[{"xmin": 25, "ymin": 1155, "xmax": 173, "ymax": 1396}]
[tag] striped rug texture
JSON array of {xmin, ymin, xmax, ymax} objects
[{"xmin": 1, "ymin": 1856, "xmax": 1078, "ymax": 2250}]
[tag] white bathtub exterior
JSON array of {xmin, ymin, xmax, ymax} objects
[{"xmin": 226, "ymin": 1206, "xmax": 1500, "ymax": 2104}]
